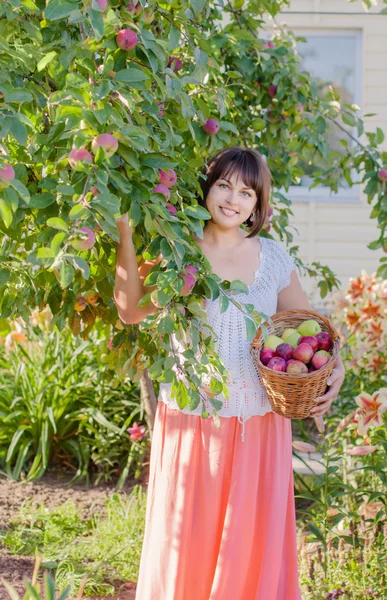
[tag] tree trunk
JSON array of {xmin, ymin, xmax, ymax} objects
[{"xmin": 139, "ymin": 368, "xmax": 157, "ymax": 439}]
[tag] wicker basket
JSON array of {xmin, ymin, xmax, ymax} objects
[{"xmin": 250, "ymin": 309, "xmax": 340, "ymax": 419}]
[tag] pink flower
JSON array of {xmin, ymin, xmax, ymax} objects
[
  {"xmin": 354, "ymin": 388, "xmax": 387, "ymax": 435},
  {"xmin": 292, "ymin": 441, "xmax": 316, "ymax": 453},
  {"xmin": 335, "ymin": 408, "xmax": 360, "ymax": 433},
  {"xmin": 128, "ymin": 421, "xmax": 146, "ymax": 442},
  {"xmin": 346, "ymin": 445, "xmax": 377, "ymax": 456}
]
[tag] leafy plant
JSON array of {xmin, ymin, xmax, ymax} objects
[
  {"xmin": 0, "ymin": 316, "xmax": 148, "ymax": 484},
  {"xmin": 0, "ymin": 0, "xmax": 386, "ymax": 423}
]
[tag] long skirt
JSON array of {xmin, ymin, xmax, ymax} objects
[{"xmin": 135, "ymin": 400, "xmax": 302, "ymax": 600}]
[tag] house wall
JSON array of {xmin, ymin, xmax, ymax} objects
[{"xmin": 271, "ymin": 0, "xmax": 386, "ymax": 308}]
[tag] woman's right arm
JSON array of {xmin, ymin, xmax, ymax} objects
[{"xmin": 114, "ymin": 214, "xmax": 162, "ymax": 324}]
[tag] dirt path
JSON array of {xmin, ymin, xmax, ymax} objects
[{"xmin": 0, "ymin": 470, "xmax": 146, "ymax": 599}]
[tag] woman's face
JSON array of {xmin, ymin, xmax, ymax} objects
[{"xmin": 205, "ymin": 170, "xmax": 257, "ymax": 229}]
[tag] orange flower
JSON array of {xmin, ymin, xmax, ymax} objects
[
  {"xmin": 292, "ymin": 441, "xmax": 316, "ymax": 453},
  {"xmin": 128, "ymin": 422, "xmax": 146, "ymax": 442},
  {"xmin": 346, "ymin": 445, "xmax": 377, "ymax": 456},
  {"xmin": 354, "ymin": 388, "xmax": 387, "ymax": 435},
  {"xmin": 358, "ymin": 501, "xmax": 385, "ymax": 520}
]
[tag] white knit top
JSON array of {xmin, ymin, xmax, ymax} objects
[{"xmin": 158, "ymin": 237, "xmax": 297, "ymax": 442}]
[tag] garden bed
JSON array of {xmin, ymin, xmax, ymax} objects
[{"xmin": 0, "ymin": 471, "xmax": 146, "ymax": 598}]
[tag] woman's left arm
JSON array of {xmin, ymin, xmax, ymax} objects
[{"xmin": 277, "ymin": 270, "xmax": 345, "ymax": 419}]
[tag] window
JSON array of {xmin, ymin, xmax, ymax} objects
[{"xmin": 291, "ymin": 30, "xmax": 362, "ymax": 198}]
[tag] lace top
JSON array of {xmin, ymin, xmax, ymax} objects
[{"xmin": 158, "ymin": 237, "xmax": 297, "ymax": 442}]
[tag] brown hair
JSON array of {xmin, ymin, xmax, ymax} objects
[{"xmin": 196, "ymin": 146, "xmax": 272, "ymax": 238}]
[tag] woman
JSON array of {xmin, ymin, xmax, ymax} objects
[{"xmin": 114, "ymin": 146, "xmax": 345, "ymax": 599}]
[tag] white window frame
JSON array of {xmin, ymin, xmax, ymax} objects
[{"xmin": 286, "ymin": 28, "xmax": 363, "ymax": 204}]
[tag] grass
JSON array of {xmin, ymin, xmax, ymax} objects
[
  {"xmin": 1, "ymin": 486, "xmax": 147, "ymax": 597},
  {"xmin": 1, "ymin": 485, "xmax": 386, "ymax": 598}
]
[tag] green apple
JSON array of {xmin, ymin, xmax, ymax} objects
[
  {"xmin": 264, "ymin": 335, "xmax": 284, "ymax": 350},
  {"xmin": 298, "ymin": 319, "xmax": 321, "ymax": 337},
  {"xmin": 282, "ymin": 328, "xmax": 298, "ymax": 341},
  {"xmin": 286, "ymin": 332, "xmax": 302, "ymax": 348}
]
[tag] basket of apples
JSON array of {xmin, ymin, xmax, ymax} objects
[{"xmin": 250, "ymin": 309, "xmax": 340, "ymax": 419}]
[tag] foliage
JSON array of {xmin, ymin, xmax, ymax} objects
[
  {"xmin": 292, "ymin": 270, "xmax": 387, "ymax": 598},
  {"xmin": 0, "ymin": 0, "xmax": 386, "ymax": 422},
  {"xmin": 1, "ymin": 488, "xmax": 147, "ymax": 597},
  {"xmin": 0, "ymin": 310, "xmax": 148, "ymax": 485}
]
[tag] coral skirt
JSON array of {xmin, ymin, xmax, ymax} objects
[{"xmin": 135, "ymin": 400, "xmax": 302, "ymax": 600}]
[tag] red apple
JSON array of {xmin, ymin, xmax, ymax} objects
[
  {"xmin": 293, "ymin": 342, "xmax": 314, "ymax": 364},
  {"xmin": 297, "ymin": 335, "xmax": 318, "ymax": 352},
  {"xmin": 167, "ymin": 56, "xmax": 183, "ymax": 72},
  {"xmin": 166, "ymin": 203, "xmax": 177, "ymax": 215},
  {"xmin": 127, "ymin": 0, "xmax": 142, "ymax": 15},
  {"xmin": 156, "ymin": 101, "xmax": 164, "ymax": 116},
  {"xmin": 286, "ymin": 359, "xmax": 308, "ymax": 375},
  {"xmin": 275, "ymin": 343, "xmax": 294, "ymax": 361},
  {"xmin": 116, "ymin": 29, "xmax": 138, "ymax": 50},
  {"xmin": 72, "ymin": 227, "xmax": 96, "ymax": 251},
  {"xmin": 68, "ymin": 148, "xmax": 93, "ymax": 171},
  {"xmin": 91, "ymin": 133, "xmax": 118, "ymax": 158},
  {"xmin": 74, "ymin": 297, "xmax": 87, "ymax": 312},
  {"xmin": 315, "ymin": 332, "xmax": 332, "ymax": 351},
  {"xmin": 260, "ymin": 347, "xmax": 276, "ymax": 366},
  {"xmin": 159, "ymin": 168, "xmax": 177, "ymax": 188},
  {"xmin": 268, "ymin": 85, "xmax": 277, "ymax": 99},
  {"xmin": 152, "ymin": 183, "xmax": 170, "ymax": 200},
  {"xmin": 311, "ymin": 350, "xmax": 331, "ymax": 370},
  {"xmin": 180, "ymin": 272, "xmax": 196, "ymax": 296},
  {"xmin": 378, "ymin": 169, "xmax": 387, "ymax": 181},
  {"xmin": 267, "ymin": 357, "xmax": 287, "ymax": 372},
  {"xmin": 94, "ymin": 0, "xmax": 108, "ymax": 11},
  {"xmin": 203, "ymin": 118, "xmax": 219, "ymax": 135},
  {"xmin": 0, "ymin": 163, "xmax": 15, "ymax": 185},
  {"xmin": 185, "ymin": 265, "xmax": 198, "ymax": 276}
]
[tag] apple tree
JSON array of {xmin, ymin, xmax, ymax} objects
[{"xmin": 0, "ymin": 0, "xmax": 386, "ymax": 428}]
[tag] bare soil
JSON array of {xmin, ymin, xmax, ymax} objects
[{"xmin": 0, "ymin": 469, "xmax": 148, "ymax": 599}]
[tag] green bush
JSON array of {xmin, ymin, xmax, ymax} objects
[{"xmin": 0, "ymin": 316, "xmax": 148, "ymax": 485}]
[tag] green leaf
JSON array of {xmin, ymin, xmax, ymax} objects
[
  {"xmin": 44, "ymin": 0, "xmax": 80, "ymax": 20},
  {"xmin": 88, "ymin": 8, "xmax": 104, "ymax": 39},
  {"xmin": 71, "ymin": 256, "xmax": 90, "ymax": 279},
  {"xmin": 51, "ymin": 232, "xmax": 66, "ymax": 252},
  {"xmin": 10, "ymin": 118, "xmax": 28, "ymax": 145},
  {"xmin": 190, "ymin": 0, "xmax": 205, "ymax": 14},
  {"xmin": 230, "ymin": 279, "xmax": 248, "ymax": 294},
  {"xmin": 219, "ymin": 293, "xmax": 229, "ymax": 313},
  {"xmin": 0, "ymin": 199, "xmax": 12, "ymax": 228},
  {"xmin": 115, "ymin": 69, "xmax": 150, "ymax": 83},
  {"xmin": 184, "ymin": 205, "xmax": 211, "ymax": 220},
  {"xmin": 37, "ymin": 247, "xmax": 55, "ymax": 258},
  {"xmin": 140, "ymin": 153, "xmax": 177, "ymax": 169},
  {"xmin": 4, "ymin": 89, "xmax": 33, "ymax": 104},
  {"xmin": 307, "ymin": 521, "xmax": 325, "ymax": 543},
  {"xmin": 244, "ymin": 316, "xmax": 257, "ymax": 341},
  {"xmin": 157, "ymin": 316, "xmax": 175, "ymax": 334},
  {"xmin": 59, "ymin": 262, "xmax": 74, "ymax": 288},
  {"xmin": 29, "ymin": 193, "xmax": 56, "ymax": 209},
  {"xmin": 69, "ymin": 204, "xmax": 89, "ymax": 220},
  {"xmin": 47, "ymin": 217, "xmax": 69, "ymax": 231},
  {"xmin": 342, "ymin": 112, "xmax": 356, "ymax": 127},
  {"xmin": 10, "ymin": 179, "xmax": 30, "ymax": 203},
  {"xmin": 37, "ymin": 51, "xmax": 57, "ymax": 72}
]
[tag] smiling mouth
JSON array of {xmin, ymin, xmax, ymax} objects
[{"xmin": 220, "ymin": 206, "xmax": 239, "ymax": 215}]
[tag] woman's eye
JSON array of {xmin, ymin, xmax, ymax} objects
[{"xmin": 219, "ymin": 183, "xmax": 250, "ymax": 196}]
